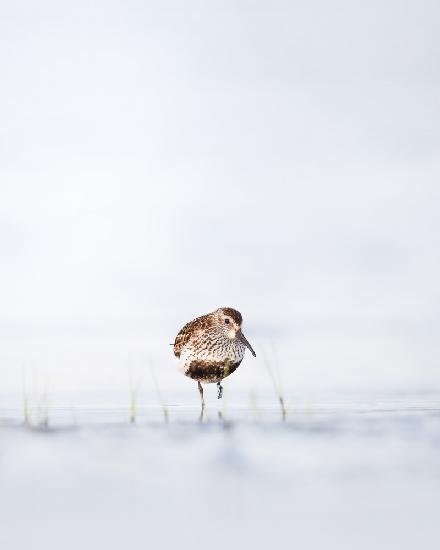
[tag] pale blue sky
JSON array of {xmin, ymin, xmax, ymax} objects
[{"xmin": 1, "ymin": 1, "xmax": 439, "ymax": 393}]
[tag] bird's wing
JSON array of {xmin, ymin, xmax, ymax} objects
[{"xmin": 173, "ymin": 313, "xmax": 213, "ymax": 358}]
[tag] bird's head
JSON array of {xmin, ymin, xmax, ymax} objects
[{"xmin": 215, "ymin": 307, "xmax": 256, "ymax": 357}]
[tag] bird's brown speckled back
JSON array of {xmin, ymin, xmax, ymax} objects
[{"xmin": 173, "ymin": 313, "xmax": 214, "ymax": 358}]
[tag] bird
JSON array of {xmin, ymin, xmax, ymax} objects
[{"xmin": 173, "ymin": 307, "xmax": 256, "ymax": 407}]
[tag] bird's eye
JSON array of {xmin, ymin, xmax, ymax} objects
[{"xmin": 224, "ymin": 318, "xmax": 230, "ymax": 324}]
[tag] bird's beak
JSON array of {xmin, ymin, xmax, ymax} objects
[{"xmin": 237, "ymin": 330, "xmax": 256, "ymax": 357}]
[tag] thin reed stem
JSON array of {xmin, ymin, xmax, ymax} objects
[
  {"xmin": 128, "ymin": 360, "xmax": 139, "ymax": 424},
  {"xmin": 149, "ymin": 358, "xmax": 169, "ymax": 423},
  {"xmin": 261, "ymin": 345, "xmax": 287, "ymax": 421},
  {"xmin": 22, "ymin": 366, "xmax": 29, "ymax": 425}
]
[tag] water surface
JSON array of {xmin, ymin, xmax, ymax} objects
[{"xmin": 1, "ymin": 391, "xmax": 439, "ymax": 550}]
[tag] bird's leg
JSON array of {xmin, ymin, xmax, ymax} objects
[
  {"xmin": 217, "ymin": 382, "xmax": 223, "ymax": 400},
  {"xmin": 198, "ymin": 381, "xmax": 205, "ymax": 408}
]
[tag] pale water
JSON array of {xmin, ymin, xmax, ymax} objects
[{"xmin": 1, "ymin": 391, "xmax": 439, "ymax": 550}]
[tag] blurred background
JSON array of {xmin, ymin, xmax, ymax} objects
[{"xmin": 1, "ymin": 0, "xmax": 439, "ymax": 395}]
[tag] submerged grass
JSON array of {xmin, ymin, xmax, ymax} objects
[{"xmin": 9, "ymin": 359, "xmax": 292, "ymax": 428}]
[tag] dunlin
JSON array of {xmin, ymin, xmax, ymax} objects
[{"xmin": 173, "ymin": 307, "xmax": 256, "ymax": 406}]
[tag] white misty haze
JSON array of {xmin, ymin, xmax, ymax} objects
[{"xmin": 1, "ymin": 0, "xmax": 439, "ymax": 394}]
